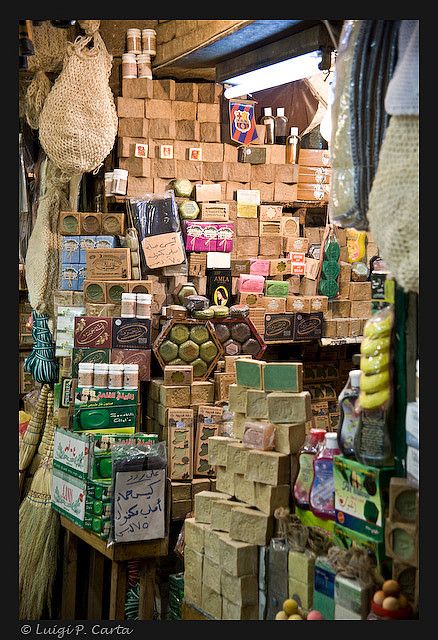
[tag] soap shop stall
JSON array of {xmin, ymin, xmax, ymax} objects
[{"xmin": 18, "ymin": 19, "xmax": 418, "ymax": 622}]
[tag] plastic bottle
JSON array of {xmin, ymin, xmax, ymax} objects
[
  {"xmin": 293, "ymin": 429, "xmax": 326, "ymax": 510},
  {"xmin": 353, "ymin": 408, "xmax": 393, "ymax": 467},
  {"xmin": 337, "ymin": 370, "xmax": 361, "ymax": 458},
  {"xmin": 274, "ymin": 107, "xmax": 288, "ymax": 144},
  {"xmin": 286, "ymin": 127, "xmax": 299, "ymax": 164},
  {"xmin": 309, "ymin": 432, "xmax": 340, "ymax": 520},
  {"xmin": 260, "ymin": 107, "xmax": 275, "ymax": 144}
]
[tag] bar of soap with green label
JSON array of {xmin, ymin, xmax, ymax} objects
[
  {"xmin": 235, "ymin": 359, "xmax": 266, "ymax": 389},
  {"xmin": 263, "ymin": 362, "xmax": 303, "ymax": 393},
  {"xmin": 267, "ymin": 391, "xmax": 312, "ymax": 424},
  {"xmin": 265, "ymin": 280, "xmax": 289, "ymax": 297}
]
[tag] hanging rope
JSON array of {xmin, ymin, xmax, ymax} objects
[{"xmin": 24, "ymin": 311, "xmax": 58, "ymax": 384}]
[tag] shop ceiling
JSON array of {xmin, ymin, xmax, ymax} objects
[{"xmin": 153, "ymin": 20, "xmax": 342, "ymax": 81}]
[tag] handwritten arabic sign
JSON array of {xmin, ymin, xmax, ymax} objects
[
  {"xmin": 113, "ymin": 468, "xmax": 165, "ymax": 542},
  {"xmin": 141, "ymin": 232, "xmax": 185, "ymax": 269}
]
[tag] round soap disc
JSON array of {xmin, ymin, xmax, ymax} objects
[
  {"xmin": 230, "ymin": 322, "xmax": 251, "ymax": 343},
  {"xmin": 215, "ymin": 323, "xmax": 231, "ymax": 343},
  {"xmin": 159, "ymin": 340, "xmax": 179, "ymax": 362},
  {"xmin": 241, "ymin": 338, "xmax": 260, "ymax": 356},
  {"xmin": 192, "ymin": 358, "xmax": 208, "ymax": 378},
  {"xmin": 192, "ymin": 307, "xmax": 214, "ymax": 319},
  {"xmin": 190, "ymin": 325, "xmax": 210, "ymax": 344},
  {"xmin": 322, "ymin": 260, "xmax": 340, "ymax": 279},
  {"xmin": 211, "ymin": 305, "xmax": 230, "ymax": 318},
  {"xmin": 170, "ymin": 324, "xmax": 190, "ymax": 345},
  {"xmin": 318, "ymin": 278, "xmax": 339, "ymax": 298},
  {"xmin": 178, "ymin": 340, "xmax": 200, "ymax": 362},
  {"xmin": 230, "ymin": 304, "xmax": 250, "ymax": 318},
  {"xmin": 223, "ymin": 339, "xmax": 241, "ymax": 356}
]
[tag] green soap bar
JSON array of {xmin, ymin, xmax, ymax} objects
[
  {"xmin": 79, "ymin": 409, "xmax": 108, "ymax": 430},
  {"xmin": 228, "ymin": 384, "xmax": 248, "ymax": 414},
  {"xmin": 235, "ymin": 359, "xmax": 265, "ymax": 389},
  {"xmin": 190, "ymin": 325, "xmax": 210, "ymax": 345},
  {"xmin": 170, "ymin": 324, "xmax": 190, "ymax": 345},
  {"xmin": 215, "ymin": 323, "xmax": 231, "ymax": 343},
  {"xmin": 288, "ymin": 549, "xmax": 315, "ymax": 584},
  {"xmin": 267, "ymin": 391, "xmax": 311, "ymax": 424},
  {"xmin": 211, "ymin": 305, "xmax": 230, "ymax": 318},
  {"xmin": 322, "ymin": 260, "xmax": 340, "ymax": 279},
  {"xmin": 193, "ymin": 307, "xmax": 214, "ymax": 319},
  {"xmin": 177, "ymin": 285, "xmax": 198, "ymax": 306},
  {"xmin": 179, "ymin": 200, "xmax": 200, "ymax": 220},
  {"xmin": 169, "ymin": 358, "xmax": 185, "ymax": 365},
  {"xmin": 230, "ymin": 322, "xmax": 251, "ymax": 343},
  {"xmin": 85, "ymin": 283, "xmax": 106, "ymax": 302},
  {"xmin": 245, "ymin": 389, "xmax": 268, "ymax": 419},
  {"xmin": 107, "ymin": 284, "xmax": 125, "ymax": 304},
  {"xmin": 171, "ymin": 178, "xmax": 193, "ymax": 198},
  {"xmin": 324, "ymin": 238, "xmax": 340, "ymax": 261},
  {"xmin": 159, "ymin": 340, "xmax": 179, "ymax": 362},
  {"xmin": 62, "ymin": 214, "xmax": 79, "ymax": 233},
  {"xmin": 192, "ymin": 358, "xmax": 208, "ymax": 378},
  {"xmin": 392, "ymin": 528, "xmax": 415, "ymax": 560},
  {"xmin": 97, "ymin": 456, "xmax": 112, "ymax": 478},
  {"xmin": 318, "ymin": 278, "xmax": 339, "ymax": 298},
  {"xmin": 263, "ymin": 363, "xmax": 303, "ymax": 392},
  {"xmin": 178, "ymin": 340, "xmax": 200, "ymax": 362},
  {"xmin": 199, "ymin": 340, "xmax": 218, "ymax": 363},
  {"xmin": 265, "ymin": 280, "xmax": 289, "ymax": 297}
]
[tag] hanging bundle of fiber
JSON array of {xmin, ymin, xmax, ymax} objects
[
  {"xmin": 24, "ymin": 311, "xmax": 58, "ymax": 384},
  {"xmin": 19, "ymin": 398, "xmax": 60, "ymax": 619},
  {"xmin": 19, "ymin": 384, "xmax": 50, "ymax": 496}
]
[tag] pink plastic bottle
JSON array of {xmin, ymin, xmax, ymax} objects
[
  {"xmin": 293, "ymin": 428, "xmax": 326, "ymax": 510},
  {"xmin": 309, "ymin": 432, "xmax": 341, "ymax": 520}
]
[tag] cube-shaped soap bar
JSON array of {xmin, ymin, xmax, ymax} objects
[
  {"xmin": 221, "ymin": 572, "xmax": 258, "ymax": 606},
  {"xmin": 229, "ymin": 506, "xmax": 273, "ymax": 546},
  {"xmin": 245, "ymin": 390, "xmax": 269, "ymax": 419},
  {"xmin": 211, "ymin": 499, "xmax": 247, "ymax": 533},
  {"xmin": 289, "ymin": 577, "xmax": 313, "ymax": 609},
  {"xmin": 235, "ymin": 359, "xmax": 266, "ymax": 389},
  {"xmin": 228, "ymin": 384, "xmax": 248, "ymax": 414},
  {"xmin": 203, "ymin": 555, "xmax": 221, "ymax": 593},
  {"xmin": 274, "ymin": 423, "xmax": 306, "ymax": 454},
  {"xmin": 227, "ymin": 443, "xmax": 251, "ymax": 475},
  {"xmin": 222, "ymin": 598, "xmax": 258, "ymax": 620},
  {"xmin": 216, "ymin": 465, "xmax": 235, "ymax": 496},
  {"xmin": 263, "ymin": 362, "xmax": 303, "ymax": 393},
  {"xmin": 232, "ymin": 412, "xmax": 247, "ymax": 440},
  {"xmin": 208, "ymin": 436, "xmax": 239, "ymax": 467},
  {"xmin": 194, "ymin": 490, "xmax": 232, "ymax": 524},
  {"xmin": 254, "ymin": 483, "xmax": 290, "ymax": 515},
  {"xmin": 234, "ymin": 474, "xmax": 256, "ymax": 506},
  {"xmin": 185, "ymin": 517, "xmax": 209, "ymax": 553},
  {"xmin": 219, "ymin": 533, "xmax": 258, "ymax": 576},
  {"xmin": 245, "ymin": 449, "xmax": 290, "ymax": 486},
  {"xmin": 288, "ymin": 549, "xmax": 316, "ymax": 584},
  {"xmin": 267, "ymin": 391, "xmax": 312, "ymax": 424}
]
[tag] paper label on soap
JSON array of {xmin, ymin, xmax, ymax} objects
[
  {"xmin": 236, "ymin": 189, "xmax": 260, "ymax": 205},
  {"xmin": 114, "ymin": 468, "xmax": 165, "ymax": 542},
  {"xmin": 142, "ymin": 232, "xmax": 185, "ymax": 268}
]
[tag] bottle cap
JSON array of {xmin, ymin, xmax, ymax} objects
[
  {"xmin": 310, "ymin": 428, "xmax": 327, "ymax": 443},
  {"xmin": 290, "ymin": 127, "xmax": 299, "ymax": 136},
  {"xmin": 264, "ymin": 107, "xmax": 272, "ymax": 116},
  {"xmin": 276, "ymin": 107, "xmax": 285, "ymax": 116},
  {"xmin": 325, "ymin": 432, "xmax": 340, "ymax": 449},
  {"xmin": 350, "ymin": 370, "xmax": 362, "ymax": 388}
]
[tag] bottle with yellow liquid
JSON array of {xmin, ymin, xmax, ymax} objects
[{"xmin": 353, "ymin": 306, "xmax": 394, "ymax": 467}]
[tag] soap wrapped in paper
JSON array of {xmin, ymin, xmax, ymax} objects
[{"xmin": 243, "ymin": 421, "xmax": 275, "ymax": 451}]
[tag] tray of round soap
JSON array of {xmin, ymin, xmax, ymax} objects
[{"xmin": 211, "ymin": 315, "xmax": 266, "ymax": 360}]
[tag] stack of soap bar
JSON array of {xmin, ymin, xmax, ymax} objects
[
  {"xmin": 242, "ymin": 421, "xmax": 275, "ymax": 451},
  {"xmin": 211, "ymin": 499, "xmax": 248, "ymax": 533},
  {"xmin": 238, "ymin": 274, "xmax": 265, "ymax": 293},
  {"xmin": 245, "ymin": 390, "xmax": 269, "ymax": 419},
  {"xmin": 228, "ymin": 384, "xmax": 248, "ymax": 414},
  {"xmin": 194, "ymin": 490, "xmax": 232, "ymax": 524},
  {"xmin": 208, "ymin": 436, "xmax": 239, "ymax": 466},
  {"xmin": 262, "ymin": 362, "xmax": 303, "ymax": 392},
  {"xmin": 245, "ymin": 449, "xmax": 290, "ymax": 486},
  {"xmin": 235, "ymin": 359, "xmax": 266, "ymax": 389},
  {"xmin": 267, "ymin": 391, "xmax": 312, "ymax": 424},
  {"xmin": 230, "ymin": 506, "xmax": 273, "ymax": 546}
]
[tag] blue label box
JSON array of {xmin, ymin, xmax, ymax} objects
[{"xmin": 61, "ymin": 236, "xmax": 80, "ymax": 264}]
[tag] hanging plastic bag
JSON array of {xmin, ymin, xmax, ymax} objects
[{"xmin": 39, "ymin": 21, "xmax": 118, "ymax": 176}]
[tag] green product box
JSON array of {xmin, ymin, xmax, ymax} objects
[
  {"xmin": 89, "ymin": 432, "xmax": 159, "ymax": 480},
  {"xmin": 313, "ymin": 556, "xmax": 336, "ymax": 620},
  {"xmin": 334, "ymin": 455, "xmax": 395, "ymax": 542},
  {"xmin": 84, "ymin": 513, "xmax": 111, "ymax": 539},
  {"xmin": 265, "ymin": 280, "xmax": 289, "ymax": 297},
  {"xmin": 295, "ymin": 505, "xmax": 335, "ymax": 536},
  {"xmin": 85, "ymin": 497, "xmax": 112, "ymax": 518},
  {"xmin": 333, "ymin": 523, "xmax": 388, "ymax": 572},
  {"xmin": 73, "ymin": 386, "xmax": 138, "ymax": 431},
  {"xmin": 51, "ymin": 468, "xmax": 87, "ymax": 527},
  {"xmin": 72, "ymin": 348, "xmax": 110, "ymax": 378},
  {"xmin": 53, "ymin": 428, "xmax": 91, "ymax": 480},
  {"xmin": 87, "ymin": 478, "xmax": 112, "ymax": 500}
]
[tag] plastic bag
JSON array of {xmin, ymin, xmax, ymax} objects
[{"xmin": 109, "ymin": 441, "xmax": 167, "ymax": 545}]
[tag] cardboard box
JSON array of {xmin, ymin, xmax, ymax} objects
[
  {"xmin": 110, "ymin": 348, "xmax": 151, "ymax": 382},
  {"xmin": 234, "ymin": 237, "xmax": 259, "ymax": 258},
  {"xmin": 259, "ymin": 236, "xmax": 282, "ymax": 257},
  {"xmin": 72, "ymin": 387, "xmax": 138, "ymax": 432},
  {"xmin": 264, "ymin": 313, "xmax": 295, "ymax": 342},
  {"xmin": 51, "ymin": 468, "xmax": 87, "ymax": 527},
  {"xmin": 74, "ymin": 317, "xmax": 112, "ymax": 349},
  {"xmin": 259, "ymin": 205, "xmax": 282, "ymax": 222},
  {"xmin": 112, "ymin": 317, "xmax": 151, "ymax": 349},
  {"xmin": 168, "ymin": 424, "xmax": 193, "ymax": 480},
  {"xmin": 53, "ymin": 429, "xmax": 91, "ymax": 480},
  {"xmin": 195, "ymin": 183, "xmax": 222, "ymax": 202},
  {"xmin": 164, "ymin": 365, "xmax": 193, "ymax": 386},
  {"xmin": 298, "ymin": 149, "xmax": 331, "ymax": 167},
  {"xmin": 86, "ymin": 248, "xmax": 131, "ymax": 281}
]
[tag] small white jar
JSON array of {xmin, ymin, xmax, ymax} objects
[
  {"xmin": 108, "ymin": 364, "xmax": 124, "ymax": 389},
  {"xmin": 137, "ymin": 53, "xmax": 152, "ymax": 79},
  {"xmin": 93, "ymin": 363, "xmax": 109, "ymax": 388},
  {"xmin": 123, "ymin": 364, "xmax": 139, "ymax": 389},
  {"xmin": 78, "ymin": 362, "xmax": 94, "ymax": 387},
  {"xmin": 121, "ymin": 293, "xmax": 137, "ymax": 318},
  {"xmin": 122, "ymin": 53, "xmax": 137, "ymax": 78},
  {"xmin": 141, "ymin": 28, "xmax": 156, "ymax": 56},
  {"xmin": 126, "ymin": 28, "xmax": 142, "ymax": 54},
  {"xmin": 112, "ymin": 169, "xmax": 128, "ymax": 196},
  {"xmin": 136, "ymin": 293, "xmax": 152, "ymax": 319}
]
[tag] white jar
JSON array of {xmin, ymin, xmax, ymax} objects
[
  {"xmin": 104, "ymin": 172, "xmax": 114, "ymax": 196},
  {"xmin": 137, "ymin": 53, "xmax": 152, "ymax": 79},
  {"xmin": 127, "ymin": 28, "xmax": 142, "ymax": 54},
  {"xmin": 122, "ymin": 53, "xmax": 137, "ymax": 78},
  {"xmin": 108, "ymin": 364, "xmax": 124, "ymax": 389},
  {"xmin": 141, "ymin": 29, "xmax": 156, "ymax": 56},
  {"xmin": 123, "ymin": 364, "xmax": 139, "ymax": 389},
  {"xmin": 93, "ymin": 363, "xmax": 109, "ymax": 388},
  {"xmin": 78, "ymin": 362, "xmax": 94, "ymax": 387},
  {"xmin": 112, "ymin": 169, "xmax": 128, "ymax": 196},
  {"xmin": 121, "ymin": 293, "xmax": 137, "ymax": 318},
  {"xmin": 136, "ymin": 293, "xmax": 152, "ymax": 319}
]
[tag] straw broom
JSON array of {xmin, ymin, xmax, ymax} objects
[
  {"xmin": 19, "ymin": 394, "xmax": 60, "ymax": 620},
  {"xmin": 20, "ymin": 388, "xmax": 54, "ymax": 502},
  {"xmin": 19, "ymin": 384, "xmax": 49, "ymax": 496}
]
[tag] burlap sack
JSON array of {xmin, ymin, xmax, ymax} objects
[
  {"xmin": 38, "ymin": 24, "xmax": 118, "ymax": 175},
  {"xmin": 367, "ymin": 115, "xmax": 419, "ymax": 293}
]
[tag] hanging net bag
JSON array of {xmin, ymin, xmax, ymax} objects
[{"xmin": 38, "ymin": 20, "xmax": 118, "ymax": 176}]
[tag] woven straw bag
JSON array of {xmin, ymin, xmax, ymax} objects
[
  {"xmin": 38, "ymin": 23, "xmax": 118, "ymax": 175},
  {"xmin": 367, "ymin": 115, "xmax": 419, "ymax": 293}
]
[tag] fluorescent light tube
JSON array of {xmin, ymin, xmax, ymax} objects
[{"xmin": 223, "ymin": 50, "xmax": 323, "ymax": 99}]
